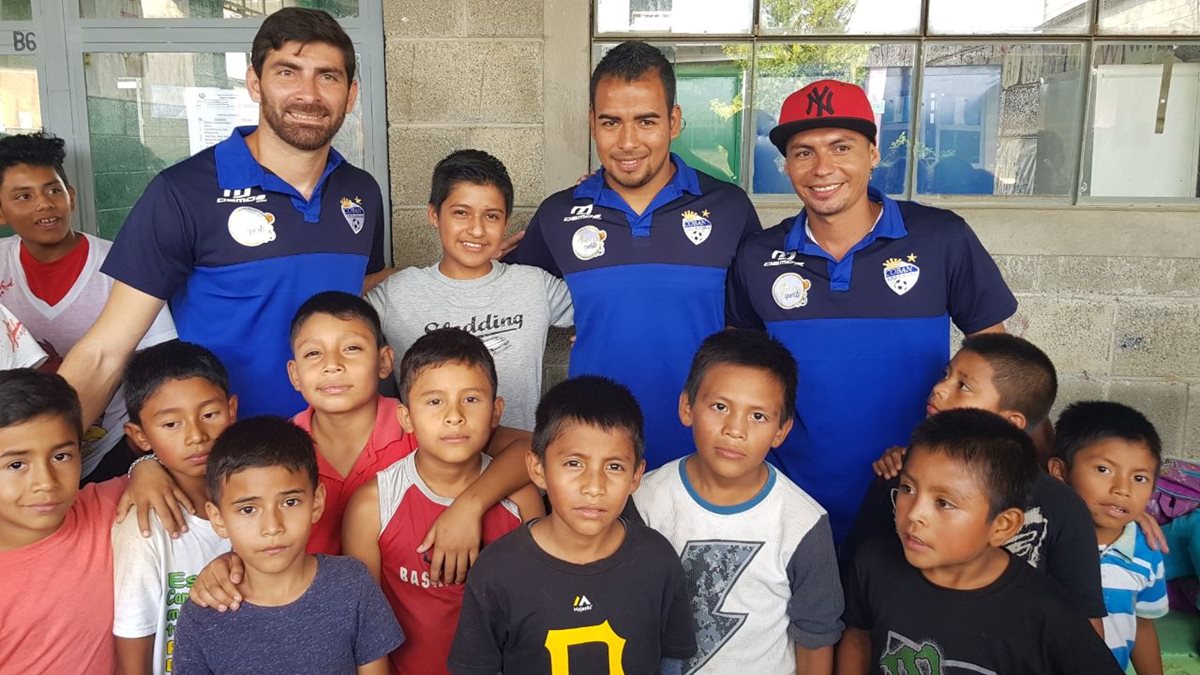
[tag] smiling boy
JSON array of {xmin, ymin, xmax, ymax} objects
[
  {"xmin": 368, "ymin": 150, "xmax": 573, "ymax": 430},
  {"xmin": 448, "ymin": 376, "xmax": 696, "ymax": 674}
]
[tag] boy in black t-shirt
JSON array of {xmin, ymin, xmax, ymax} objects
[
  {"xmin": 838, "ymin": 409, "xmax": 1121, "ymax": 674},
  {"xmin": 449, "ymin": 376, "xmax": 696, "ymax": 675}
]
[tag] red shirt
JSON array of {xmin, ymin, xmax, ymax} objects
[
  {"xmin": 294, "ymin": 396, "xmax": 417, "ymax": 555},
  {"xmin": 19, "ymin": 234, "xmax": 88, "ymax": 306}
]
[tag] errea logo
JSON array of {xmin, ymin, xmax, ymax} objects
[
  {"xmin": 572, "ymin": 595, "xmax": 593, "ymax": 613},
  {"xmin": 217, "ymin": 188, "xmax": 267, "ymax": 204},
  {"xmin": 563, "ymin": 204, "xmax": 602, "ymax": 223}
]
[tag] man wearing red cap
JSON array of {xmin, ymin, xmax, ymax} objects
[{"xmin": 727, "ymin": 79, "xmax": 1017, "ymax": 547}]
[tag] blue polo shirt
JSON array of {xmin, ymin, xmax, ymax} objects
[
  {"xmin": 507, "ymin": 155, "xmax": 760, "ymax": 468},
  {"xmin": 103, "ymin": 127, "xmax": 385, "ymax": 418},
  {"xmin": 727, "ymin": 187, "xmax": 1016, "ymax": 543}
]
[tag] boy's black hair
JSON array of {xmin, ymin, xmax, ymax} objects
[
  {"xmin": 590, "ymin": 41, "xmax": 676, "ymax": 112},
  {"xmin": 123, "ymin": 341, "xmax": 230, "ymax": 425},
  {"xmin": 397, "ymin": 328, "xmax": 498, "ymax": 405},
  {"xmin": 289, "ymin": 291, "xmax": 384, "ymax": 347},
  {"xmin": 960, "ymin": 333, "xmax": 1057, "ymax": 428},
  {"xmin": 0, "ymin": 132, "xmax": 70, "ymax": 188},
  {"xmin": 908, "ymin": 408, "xmax": 1038, "ymax": 518},
  {"xmin": 532, "ymin": 375, "xmax": 644, "ymax": 465},
  {"xmin": 429, "ymin": 149, "xmax": 514, "ymax": 216},
  {"xmin": 0, "ymin": 369, "xmax": 83, "ymax": 440},
  {"xmin": 205, "ymin": 416, "xmax": 318, "ymax": 503},
  {"xmin": 683, "ymin": 329, "xmax": 797, "ymax": 424},
  {"xmin": 251, "ymin": 7, "xmax": 356, "ymax": 82},
  {"xmin": 1053, "ymin": 401, "xmax": 1163, "ymax": 470}
]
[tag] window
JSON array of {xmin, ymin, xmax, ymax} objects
[
  {"xmin": 0, "ymin": 0, "xmax": 387, "ymax": 244},
  {"xmin": 594, "ymin": 0, "xmax": 1200, "ymax": 204}
]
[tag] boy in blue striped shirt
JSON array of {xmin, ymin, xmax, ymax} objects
[{"xmin": 1049, "ymin": 401, "xmax": 1168, "ymax": 674}]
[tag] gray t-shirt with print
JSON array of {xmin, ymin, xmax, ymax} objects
[{"xmin": 367, "ymin": 262, "xmax": 573, "ymax": 430}]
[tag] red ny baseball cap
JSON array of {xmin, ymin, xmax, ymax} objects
[{"xmin": 769, "ymin": 79, "xmax": 878, "ymax": 155}]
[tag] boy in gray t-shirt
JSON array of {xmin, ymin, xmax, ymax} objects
[{"xmin": 367, "ymin": 150, "xmax": 572, "ymax": 430}]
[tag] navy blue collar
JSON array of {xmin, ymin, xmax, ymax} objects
[
  {"xmin": 784, "ymin": 186, "xmax": 907, "ymax": 255},
  {"xmin": 214, "ymin": 126, "xmax": 345, "ymax": 192},
  {"xmin": 572, "ymin": 154, "xmax": 702, "ymax": 236},
  {"xmin": 679, "ymin": 455, "xmax": 777, "ymax": 515}
]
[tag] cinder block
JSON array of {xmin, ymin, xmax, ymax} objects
[
  {"xmin": 1053, "ymin": 377, "xmax": 1187, "ymax": 458},
  {"xmin": 391, "ymin": 42, "xmax": 484, "ymax": 124},
  {"xmin": 1163, "ymin": 259, "xmax": 1200, "ymax": 299},
  {"xmin": 478, "ymin": 42, "xmax": 544, "ymax": 124},
  {"xmin": 384, "ymin": 42, "xmax": 417, "ymax": 124},
  {"xmin": 1112, "ymin": 301, "xmax": 1200, "ymax": 378},
  {"xmin": 467, "ymin": 126, "xmax": 545, "ymax": 206},
  {"xmin": 1007, "ymin": 296, "xmax": 1116, "ymax": 375},
  {"xmin": 993, "ymin": 255, "xmax": 1040, "ymax": 293},
  {"xmin": 464, "ymin": 0, "xmax": 543, "ymax": 37},
  {"xmin": 1185, "ymin": 385, "xmax": 1200, "ymax": 460},
  {"xmin": 383, "ymin": 0, "xmax": 464, "ymax": 38},
  {"xmin": 388, "ymin": 126, "xmax": 469, "ymax": 205},
  {"xmin": 1039, "ymin": 256, "xmax": 1180, "ymax": 297},
  {"xmin": 390, "ymin": 206, "xmax": 441, "ymax": 269}
]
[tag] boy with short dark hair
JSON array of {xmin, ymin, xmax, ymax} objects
[
  {"xmin": 173, "ymin": 416, "xmax": 403, "ymax": 675},
  {"xmin": 1049, "ymin": 401, "xmax": 1167, "ymax": 674},
  {"xmin": 856, "ymin": 333, "xmax": 1107, "ymax": 624},
  {"xmin": 838, "ymin": 409, "xmax": 1121, "ymax": 674},
  {"xmin": 0, "ymin": 369, "xmax": 127, "ymax": 673},
  {"xmin": 112, "ymin": 341, "xmax": 238, "ymax": 675},
  {"xmin": 635, "ymin": 329, "xmax": 842, "ymax": 674},
  {"xmin": 343, "ymin": 328, "xmax": 542, "ymax": 674},
  {"xmin": 367, "ymin": 149, "xmax": 573, "ymax": 430},
  {"xmin": 448, "ymin": 376, "xmax": 697, "ymax": 674},
  {"xmin": 0, "ymin": 132, "xmax": 176, "ymax": 482}
]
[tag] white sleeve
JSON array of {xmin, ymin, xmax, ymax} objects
[
  {"xmin": 0, "ymin": 304, "xmax": 47, "ymax": 370},
  {"xmin": 111, "ymin": 514, "xmax": 166, "ymax": 638}
]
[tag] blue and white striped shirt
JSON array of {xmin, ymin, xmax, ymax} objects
[{"xmin": 1100, "ymin": 522, "xmax": 1168, "ymax": 669}]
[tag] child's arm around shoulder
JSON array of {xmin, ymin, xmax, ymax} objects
[
  {"xmin": 115, "ymin": 456, "xmax": 195, "ymax": 539},
  {"xmin": 342, "ymin": 477, "xmax": 384, "ymax": 581}
]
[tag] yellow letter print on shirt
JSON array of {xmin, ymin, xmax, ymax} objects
[{"xmin": 544, "ymin": 620, "xmax": 627, "ymax": 674}]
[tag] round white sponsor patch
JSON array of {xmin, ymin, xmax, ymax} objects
[
  {"xmin": 772, "ymin": 272, "xmax": 811, "ymax": 309},
  {"xmin": 227, "ymin": 206, "xmax": 277, "ymax": 247},
  {"xmin": 572, "ymin": 225, "xmax": 607, "ymax": 261}
]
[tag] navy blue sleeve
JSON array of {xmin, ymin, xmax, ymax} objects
[
  {"xmin": 725, "ymin": 243, "xmax": 765, "ymax": 331},
  {"xmin": 351, "ymin": 559, "xmax": 405, "ymax": 665},
  {"xmin": 366, "ymin": 186, "xmax": 386, "ymax": 274},
  {"xmin": 945, "ymin": 219, "xmax": 1017, "ymax": 334},
  {"xmin": 503, "ymin": 206, "xmax": 561, "ymax": 277},
  {"xmin": 173, "ymin": 600, "xmax": 215, "ymax": 675},
  {"xmin": 101, "ymin": 173, "xmax": 195, "ymax": 300}
]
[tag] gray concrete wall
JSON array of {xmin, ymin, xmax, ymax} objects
[{"xmin": 383, "ymin": 0, "xmax": 1200, "ymax": 458}]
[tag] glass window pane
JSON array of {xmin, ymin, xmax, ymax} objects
[
  {"xmin": 916, "ymin": 43, "xmax": 1086, "ymax": 198},
  {"xmin": 83, "ymin": 51, "xmax": 364, "ymax": 239},
  {"xmin": 928, "ymin": 0, "xmax": 1091, "ymax": 34},
  {"xmin": 750, "ymin": 42, "xmax": 916, "ymax": 196},
  {"xmin": 595, "ymin": 0, "xmax": 753, "ymax": 35},
  {"xmin": 1083, "ymin": 43, "xmax": 1200, "ymax": 199},
  {"xmin": 0, "ymin": 0, "xmax": 33, "ymax": 20},
  {"xmin": 593, "ymin": 42, "xmax": 747, "ymax": 185},
  {"xmin": 1099, "ymin": 0, "xmax": 1200, "ymax": 35},
  {"xmin": 79, "ymin": 0, "xmax": 358, "ymax": 20},
  {"xmin": 760, "ymin": 0, "xmax": 921, "ymax": 36}
]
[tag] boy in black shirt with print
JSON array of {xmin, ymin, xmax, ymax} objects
[
  {"xmin": 838, "ymin": 409, "xmax": 1120, "ymax": 675},
  {"xmin": 449, "ymin": 376, "xmax": 696, "ymax": 675}
]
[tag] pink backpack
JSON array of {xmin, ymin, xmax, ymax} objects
[{"xmin": 1149, "ymin": 459, "xmax": 1200, "ymax": 525}]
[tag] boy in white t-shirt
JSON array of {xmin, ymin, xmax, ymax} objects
[
  {"xmin": 112, "ymin": 341, "xmax": 238, "ymax": 675},
  {"xmin": 366, "ymin": 150, "xmax": 572, "ymax": 430},
  {"xmin": 0, "ymin": 301, "xmax": 46, "ymax": 370},
  {"xmin": 0, "ymin": 132, "xmax": 176, "ymax": 481}
]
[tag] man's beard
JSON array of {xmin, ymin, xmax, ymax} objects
[{"xmin": 261, "ymin": 100, "xmax": 346, "ymax": 152}]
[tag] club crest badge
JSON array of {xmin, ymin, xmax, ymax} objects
[
  {"xmin": 341, "ymin": 197, "xmax": 365, "ymax": 234},
  {"xmin": 227, "ymin": 206, "xmax": 277, "ymax": 247},
  {"xmin": 772, "ymin": 272, "xmax": 812, "ymax": 309},
  {"xmin": 681, "ymin": 209, "xmax": 712, "ymax": 246},
  {"xmin": 882, "ymin": 255, "xmax": 920, "ymax": 296},
  {"xmin": 572, "ymin": 225, "xmax": 607, "ymax": 261}
]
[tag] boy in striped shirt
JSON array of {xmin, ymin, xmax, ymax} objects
[{"xmin": 1049, "ymin": 401, "xmax": 1168, "ymax": 673}]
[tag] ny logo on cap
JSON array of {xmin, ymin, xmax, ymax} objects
[{"xmin": 806, "ymin": 86, "xmax": 835, "ymax": 117}]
